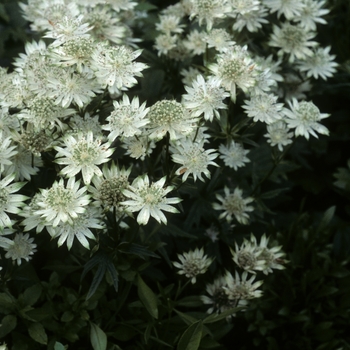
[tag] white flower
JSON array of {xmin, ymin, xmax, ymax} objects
[
  {"xmin": 82, "ymin": 6, "xmax": 126, "ymax": 45},
  {"xmin": 44, "ymin": 15, "xmax": 93, "ymax": 47},
  {"xmin": 50, "ymin": 36, "xmax": 95, "ymax": 71},
  {"xmin": 182, "ymin": 75, "xmax": 230, "ymax": 121},
  {"xmin": 333, "ymin": 159, "xmax": 350, "ymax": 191},
  {"xmin": 0, "ymin": 174, "xmax": 27, "ymax": 229},
  {"xmin": 294, "ymin": 0, "xmax": 329, "ymax": 31},
  {"xmin": 180, "ymin": 67, "xmax": 202, "ymax": 86},
  {"xmin": 204, "ymin": 29, "xmax": 236, "ymax": 52},
  {"xmin": 154, "ymin": 34, "xmax": 178, "ymax": 56},
  {"xmin": 0, "ymin": 131, "xmax": 18, "ymax": 173},
  {"xmin": 284, "ymin": 99, "xmax": 330, "ymax": 139},
  {"xmin": 173, "ymin": 247, "xmax": 213, "ymax": 284},
  {"xmin": 264, "ymin": 121, "xmax": 294, "ymax": 151},
  {"xmin": 17, "ymin": 96, "xmax": 75, "ymax": 130},
  {"xmin": 46, "ymin": 67, "xmax": 101, "ymax": 108},
  {"xmin": 218, "ymin": 141, "xmax": 250, "ymax": 170},
  {"xmin": 213, "ymin": 187, "xmax": 254, "ymax": 224},
  {"xmin": 103, "ymin": 95, "xmax": 149, "ymax": 141},
  {"xmin": 171, "ymin": 139, "xmax": 219, "ymax": 182},
  {"xmin": 91, "ymin": 43, "xmax": 147, "ymax": 89},
  {"xmin": 3, "ymin": 232, "xmax": 37, "ymax": 266},
  {"xmin": 122, "ymin": 136, "xmax": 156, "ymax": 160},
  {"xmin": 122, "ymin": 175, "xmax": 181, "ymax": 225},
  {"xmin": 254, "ymin": 234, "xmax": 287, "ymax": 275},
  {"xmin": 232, "ymin": 6, "xmax": 269, "ymax": 33},
  {"xmin": 3, "ymin": 146, "xmax": 43, "ymax": 181},
  {"xmin": 297, "ymin": 46, "xmax": 338, "ymax": 80},
  {"xmin": 263, "ymin": 0, "xmax": 305, "ymax": 19},
  {"xmin": 156, "ymin": 15, "xmax": 184, "ymax": 35},
  {"xmin": 230, "ymin": 236, "xmax": 266, "ymax": 274},
  {"xmin": 0, "ymin": 107, "xmax": 20, "ymax": 138},
  {"xmin": 189, "ymin": 0, "xmax": 231, "ymax": 31},
  {"xmin": 201, "ymin": 275, "xmax": 237, "ymax": 314},
  {"xmin": 209, "ymin": 46, "xmax": 257, "ymax": 101},
  {"xmin": 20, "ymin": 193, "xmax": 47, "ymax": 233},
  {"xmin": 46, "ymin": 207, "xmax": 104, "ymax": 250},
  {"xmin": 242, "ymin": 93, "xmax": 285, "ymax": 124},
  {"xmin": 89, "ymin": 162, "xmax": 131, "ymax": 211},
  {"xmin": 147, "ymin": 100, "xmax": 197, "ymax": 141},
  {"xmin": 223, "ymin": 271, "xmax": 263, "ymax": 301},
  {"xmin": 35, "ymin": 177, "xmax": 90, "ymax": 227},
  {"xmin": 268, "ymin": 22, "xmax": 318, "ymax": 63},
  {"xmin": 205, "ymin": 225, "xmax": 220, "ymax": 242},
  {"xmin": 68, "ymin": 112, "xmax": 104, "ymax": 139},
  {"xmin": 55, "ymin": 131, "xmax": 114, "ymax": 185},
  {"xmin": 183, "ymin": 30, "xmax": 207, "ymax": 56}
]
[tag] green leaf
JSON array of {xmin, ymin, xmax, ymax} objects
[
  {"xmin": 28, "ymin": 322, "xmax": 48, "ymax": 345},
  {"xmin": 203, "ymin": 307, "xmax": 244, "ymax": 324},
  {"xmin": 174, "ymin": 310, "xmax": 198, "ymax": 326},
  {"xmin": 0, "ymin": 4, "xmax": 9, "ymax": 22},
  {"xmin": 120, "ymin": 243, "xmax": 160, "ymax": 259},
  {"xmin": 260, "ymin": 188, "xmax": 289, "ymax": 199},
  {"xmin": 0, "ymin": 315, "xmax": 17, "ymax": 337},
  {"xmin": 317, "ymin": 206, "xmax": 336, "ymax": 232},
  {"xmin": 54, "ymin": 342, "xmax": 67, "ymax": 350},
  {"xmin": 177, "ymin": 320, "xmax": 203, "ymax": 350},
  {"xmin": 21, "ymin": 284, "xmax": 42, "ymax": 307},
  {"xmin": 137, "ymin": 275, "xmax": 158, "ymax": 319},
  {"xmin": 90, "ymin": 322, "xmax": 107, "ymax": 350},
  {"xmin": 0, "ymin": 293, "xmax": 14, "ymax": 313}
]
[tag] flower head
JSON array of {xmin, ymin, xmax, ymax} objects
[
  {"xmin": 264, "ymin": 121, "xmax": 293, "ymax": 151},
  {"xmin": 46, "ymin": 207, "xmax": 104, "ymax": 250},
  {"xmin": 171, "ymin": 139, "xmax": 219, "ymax": 182},
  {"xmin": 223, "ymin": 271, "xmax": 263, "ymax": 301},
  {"xmin": 147, "ymin": 100, "xmax": 197, "ymax": 141},
  {"xmin": 0, "ymin": 174, "xmax": 27, "ymax": 229},
  {"xmin": 297, "ymin": 46, "xmax": 338, "ymax": 80},
  {"xmin": 173, "ymin": 247, "xmax": 213, "ymax": 284},
  {"xmin": 35, "ymin": 177, "xmax": 90, "ymax": 227},
  {"xmin": 209, "ymin": 46, "xmax": 257, "ymax": 101},
  {"xmin": 242, "ymin": 93, "xmax": 285, "ymax": 124},
  {"xmin": 213, "ymin": 187, "xmax": 254, "ymax": 224},
  {"xmin": 122, "ymin": 175, "xmax": 181, "ymax": 225},
  {"xmin": 182, "ymin": 75, "xmax": 230, "ymax": 121},
  {"xmin": 268, "ymin": 22, "xmax": 318, "ymax": 63},
  {"xmin": 55, "ymin": 131, "xmax": 114, "ymax": 185},
  {"xmin": 3, "ymin": 232, "xmax": 37, "ymax": 266},
  {"xmin": 218, "ymin": 141, "xmax": 250, "ymax": 170},
  {"xmin": 284, "ymin": 99, "xmax": 330, "ymax": 139},
  {"xmin": 103, "ymin": 95, "xmax": 149, "ymax": 140}
]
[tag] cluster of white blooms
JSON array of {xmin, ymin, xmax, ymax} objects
[
  {"xmin": 201, "ymin": 233, "xmax": 286, "ymax": 315},
  {"xmin": 0, "ymin": 0, "xmax": 334, "ymax": 289}
]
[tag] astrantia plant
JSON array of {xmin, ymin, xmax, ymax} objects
[{"xmin": 0, "ymin": 0, "xmax": 346, "ymax": 349}]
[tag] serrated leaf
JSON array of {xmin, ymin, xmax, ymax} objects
[
  {"xmin": 137, "ymin": 275, "xmax": 158, "ymax": 319},
  {"xmin": 28, "ymin": 322, "xmax": 47, "ymax": 345},
  {"xmin": 177, "ymin": 320, "xmax": 203, "ymax": 350},
  {"xmin": 203, "ymin": 307, "xmax": 244, "ymax": 324},
  {"xmin": 90, "ymin": 322, "xmax": 107, "ymax": 350},
  {"xmin": 0, "ymin": 315, "xmax": 17, "ymax": 337}
]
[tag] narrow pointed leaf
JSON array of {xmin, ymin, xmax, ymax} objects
[
  {"xmin": 137, "ymin": 275, "xmax": 158, "ymax": 319},
  {"xmin": 177, "ymin": 320, "xmax": 203, "ymax": 350}
]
